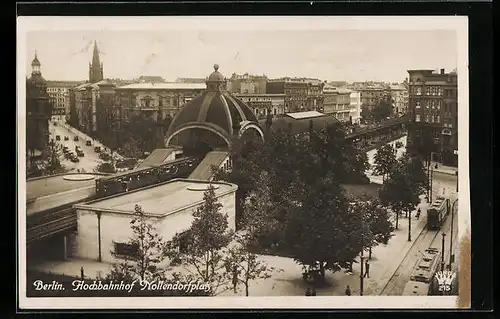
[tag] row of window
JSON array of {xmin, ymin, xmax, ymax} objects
[
  {"xmin": 411, "ymin": 86, "xmax": 456, "ymax": 97},
  {"xmin": 415, "ymin": 114, "xmax": 441, "ymax": 123}
]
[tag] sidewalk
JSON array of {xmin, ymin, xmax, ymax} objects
[{"xmin": 430, "ymin": 161, "xmax": 457, "ymax": 176}]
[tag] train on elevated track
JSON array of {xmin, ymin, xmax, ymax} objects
[{"xmin": 95, "ymin": 156, "xmax": 201, "ymax": 197}]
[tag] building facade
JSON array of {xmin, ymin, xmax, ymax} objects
[
  {"xmin": 266, "ymin": 79, "xmax": 309, "ymax": 113},
  {"xmin": 305, "ymin": 79, "xmax": 325, "ymax": 112},
  {"xmin": 323, "ymin": 86, "xmax": 355, "ymax": 123},
  {"xmin": 349, "ymin": 91, "xmax": 362, "ymax": 125},
  {"xmin": 26, "ymin": 53, "xmax": 52, "ymax": 167},
  {"xmin": 227, "ymin": 73, "xmax": 267, "ymax": 94},
  {"xmin": 358, "ymin": 86, "xmax": 391, "ymax": 110},
  {"xmin": 407, "ymin": 69, "xmax": 458, "ymax": 166},
  {"xmin": 46, "ymin": 81, "xmax": 83, "ymax": 122},
  {"xmin": 234, "ymin": 93, "xmax": 285, "ymax": 119}
]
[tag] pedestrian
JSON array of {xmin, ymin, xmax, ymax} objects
[
  {"xmin": 345, "ymin": 285, "xmax": 351, "ymax": 296},
  {"xmin": 311, "ymin": 288, "xmax": 317, "ymax": 296},
  {"xmin": 364, "ymin": 260, "xmax": 370, "ymax": 278},
  {"xmin": 232, "ymin": 265, "xmax": 238, "ymax": 293},
  {"xmin": 305, "ymin": 288, "xmax": 312, "ymax": 296},
  {"xmin": 416, "ymin": 208, "xmax": 421, "ymax": 219}
]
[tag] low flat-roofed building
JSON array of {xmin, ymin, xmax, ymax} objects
[{"xmin": 73, "ymin": 179, "xmax": 238, "ymax": 263}]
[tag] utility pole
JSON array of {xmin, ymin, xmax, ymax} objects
[
  {"xmin": 441, "ymin": 233, "xmax": 446, "ymax": 272},
  {"xmin": 430, "ymin": 167, "xmax": 434, "ymax": 203},
  {"xmin": 455, "ymin": 171, "xmax": 458, "ymax": 192},
  {"xmin": 359, "ymin": 256, "xmax": 365, "ymax": 296},
  {"xmin": 408, "ymin": 208, "xmax": 412, "ymax": 241},
  {"xmin": 449, "ymin": 199, "xmax": 458, "ymax": 268}
]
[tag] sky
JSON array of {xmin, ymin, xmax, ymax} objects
[{"xmin": 25, "ymin": 29, "xmax": 458, "ymax": 83}]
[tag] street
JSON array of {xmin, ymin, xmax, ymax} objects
[
  {"xmin": 431, "ymin": 171, "xmax": 458, "ymax": 200},
  {"xmin": 48, "ymin": 122, "xmax": 107, "ymax": 173}
]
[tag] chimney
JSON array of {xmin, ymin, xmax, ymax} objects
[{"xmin": 440, "ymin": 69, "xmax": 445, "ymax": 75}]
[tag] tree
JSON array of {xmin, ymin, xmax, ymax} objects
[
  {"xmin": 284, "ymin": 174, "xmax": 363, "ymax": 281},
  {"xmin": 373, "ymin": 143, "xmax": 397, "ymax": 182},
  {"xmin": 40, "ymin": 140, "xmax": 66, "ymax": 176},
  {"xmin": 379, "ymin": 159, "xmax": 420, "ymax": 230},
  {"xmin": 372, "ymin": 97, "xmax": 393, "ymax": 122},
  {"xmin": 404, "ymin": 153, "xmax": 429, "ymax": 195},
  {"xmin": 108, "ymin": 204, "xmax": 166, "ymax": 282},
  {"xmin": 363, "ymin": 200, "xmax": 395, "ymax": 258},
  {"xmin": 95, "ymin": 162, "xmax": 116, "ymax": 173},
  {"xmin": 224, "ymin": 232, "xmax": 280, "ymax": 296},
  {"xmin": 164, "ymin": 185, "xmax": 234, "ymax": 295},
  {"xmin": 360, "ymin": 105, "xmax": 372, "ymax": 123}
]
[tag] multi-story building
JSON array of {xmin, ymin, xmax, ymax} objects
[
  {"xmin": 234, "ymin": 93, "xmax": 286, "ymax": 119},
  {"xmin": 305, "ymin": 79, "xmax": 325, "ymax": 112},
  {"xmin": 349, "ymin": 91, "xmax": 362, "ymax": 125},
  {"xmin": 114, "ymin": 82, "xmax": 206, "ymax": 121},
  {"xmin": 46, "ymin": 81, "xmax": 83, "ymax": 122},
  {"xmin": 323, "ymin": 86, "xmax": 357, "ymax": 123},
  {"xmin": 267, "ymin": 78, "xmax": 309, "ymax": 113},
  {"xmin": 26, "ymin": 53, "xmax": 52, "ymax": 167},
  {"xmin": 407, "ymin": 68, "xmax": 458, "ymax": 166},
  {"xmin": 137, "ymin": 75, "xmax": 165, "ymax": 83},
  {"xmin": 389, "ymin": 83, "xmax": 409, "ymax": 115},
  {"xmin": 175, "ymin": 77, "xmax": 206, "ymax": 84},
  {"xmin": 227, "ymin": 73, "xmax": 267, "ymax": 94}
]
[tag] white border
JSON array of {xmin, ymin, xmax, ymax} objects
[{"xmin": 17, "ymin": 16, "xmax": 469, "ymax": 309}]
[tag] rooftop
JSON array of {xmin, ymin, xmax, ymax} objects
[
  {"xmin": 116, "ymin": 83, "xmax": 206, "ymax": 90},
  {"xmin": 76, "ymin": 179, "xmax": 238, "ymax": 218},
  {"xmin": 188, "ymin": 151, "xmax": 230, "ymax": 181},
  {"xmin": 234, "ymin": 93, "xmax": 286, "ymax": 97},
  {"xmin": 286, "ymin": 111, "xmax": 325, "ymax": 120}
]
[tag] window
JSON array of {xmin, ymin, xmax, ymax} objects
[
  {"xmin": 114, "ymin": 242, "xmax": 138, "ymax": 259},
  {"xmin": 425, "ymin": 115, "xmax": 430, "ymax": 122},
  {"xmin": 436, "ymin": 115, "xmax": 440, "ymax": 123},
  {"xmin": 415, "ymin": 114, "xmax": 421, "ymax": 122}
]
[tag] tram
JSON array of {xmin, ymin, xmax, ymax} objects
[
  {"xmin": 427, "ymin": 197, "xmax": 450, "ymax": 230},
  {"xmin": 404, "ymin": 247, "xmax": 442, "ymax": 296}
]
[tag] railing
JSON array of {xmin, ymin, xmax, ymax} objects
[{"xmin": 346, "ymin": 115, "xmax": 408, "ymax": 139}]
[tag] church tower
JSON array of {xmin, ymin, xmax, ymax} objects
[{"xmin": 89, "ymin": 41, "xmax": 104, "ymax": 83}]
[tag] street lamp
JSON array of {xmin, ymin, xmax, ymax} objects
[
  {"xmin": 359, "ymin": 255, "xmax": 365, "ymax": 296},
  {"xmin": 449, "ymin": 199, "xmax": 458, "ymax": 268},
  {"xmin": 408, "ymin": 208, "xmax": 412, "ymax": 242},
  {"xmin": 455, "ymin": 171, "xmax": 458, "ymax": 192},
  {"xmin": 441, "ymin": 233, "xmax": 446, "ymax": 272}
]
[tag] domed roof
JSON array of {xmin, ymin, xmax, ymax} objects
[
  {"xmin": 31, "ymin": 53, "xmax": 41, "ymax": 67},
  {"xmin": 207, "ymin": 64, "xmax": 225, "ymax": 82},
  {"xmin": 165, "ymin": 64, "xmax": 263, "ymax": 147}
]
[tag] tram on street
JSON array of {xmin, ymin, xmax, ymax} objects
[
  {"xmin": 427, "ymin": 197, "xmax": 450, "ymax": 230},
  {"xmin": 404, "ymin": 247, "xmax": 442, "ymax": 295},
  {"xmin": 402, "ymin": 280, "xmax": 431, "ymax": 296}
]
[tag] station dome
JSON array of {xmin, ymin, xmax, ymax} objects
[{"xmin": 165, "ymin": 64, "xmax": 264, "ymax": 149}]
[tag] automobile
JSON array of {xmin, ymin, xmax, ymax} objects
[
  {"xmin": 77, "ymin": 149, "xmax": 85, "ymax": 157},
  {"xmin": 70, "ymin": 156, "xmax": 80, "ymax": 163},
  {"xmin": 99, "ymin": 152, "xmax": 112, "ymax": 161},
  {"xmin": 73, "ymin": 136, "xmax": 79, "ymax": 142},
  {"xmin": 55, "ymin": 135, "xmax": 61, "ymax": 141},
  {"xmin": 53, "ymin": 122, "xmax": 58, "ymax": 126},
  {"xmin": 75, "ymin": 145, "xmax": 82, "ymax": 151},
  {"xmin": 86, "ymin": 140, "xmax": 92, "ymax": 146},
  {"xmin": 94, "ymin": 146, "xmax": 101, "ymax": 153},
  {"xmin": 62, "ymin": 146, "xmax": 69, "ymax": 153},
  {"xmin": 64, "ymin": 152, "xmax": 73, "ymax": 159},
  {"xmin": 64, "ymin": 136, "xmax": 69, "ymax": 141}
]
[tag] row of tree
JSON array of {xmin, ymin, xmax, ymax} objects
[
  {"xmin": 210, "ymin": 123, "xmax": 395, "ymax": 282},
  {"xmin": 374, "ymin": 143, "xmax": 428, "ymax": 230}
]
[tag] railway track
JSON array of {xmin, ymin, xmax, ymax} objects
[{"xmin": 379, "ymin": 212, "xmax": 454, "ymax": 295}]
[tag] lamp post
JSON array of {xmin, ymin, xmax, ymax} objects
[
  {"xmin": 408, "ymin": 208, "xmax": 412, "ymax": 241},
  {"xmin": 441, "ymin": 232, "xmax": 446, "ymax": 271},
  {"xmin": 429, "ymin": 167, "xmax": 434, "ymax": 203},
  {"xmin": 455, "ymin": 171, "xmax": 458, "ymax": 192},
  {"xmin": 359, "ymin": 255, "xmax": 365, "ymax": 296},
  {"xmin": 449, "ymin": 199, "xmax": 458, "ymax": 268}
]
